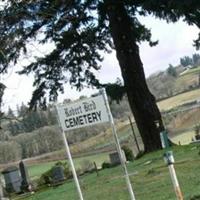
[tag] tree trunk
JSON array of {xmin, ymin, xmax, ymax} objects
[{"xmin": 104, "ymin": 1, "xmax": 164, "ymax": 152}]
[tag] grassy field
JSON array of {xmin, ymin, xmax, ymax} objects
[
  {"xmin": 157, "ymin": 88, "xmax": 200, "ymax": 111},
  {"xmin": 156, "ymin": 65, "xmax": 200, "ymax": 111},
  {"xmin": 27, "ymin": 152, "xmax": 110, "ymax": 180},
  {"xmin": 180, "ymin": 66, "xmax": 200, "ymax": 76},
  {"xmin": 170, "ymin": 66, "xmax": 200, "ymax": 99},
  {"xmin": 15, "ymin": 144, "xmax": 200, "ymax": 200},
  {"xmin": 26, "ymin": 123, "xmax": 139, "ymax": 180},
  {"xmin": 25, "ymin": 130, "xmax": 199, "ymax": 181},
  {"xmin": 1, "ymin": 120, "xmax": 139, "ymax": 183},
  {"xmin": 21, "ymin": 88, "xmax": 200, "ymax": 181},
  {"xmin": 7, "ymin": 70, "xmax": 200, "ymax": 200},
  {"xmin": 175, "ymin": 73, "xmax": 198, "ymax": 91}
]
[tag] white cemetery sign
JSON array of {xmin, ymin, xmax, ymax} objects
[{"xmin": 56, "ymin": 95, "xmax": 109, "ymax": 131}]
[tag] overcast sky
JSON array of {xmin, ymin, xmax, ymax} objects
[{"xmin": 2, "ymin": 16, "xmax": 199, "ymax": 112}]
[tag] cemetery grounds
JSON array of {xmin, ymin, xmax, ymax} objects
[
  {"xmin": 6, "ymin": 89, "xmax": 200, "ymax": 200},
  {"xmin": 13, "ymin": 145, "xmax": 200, "ymax": 200}
]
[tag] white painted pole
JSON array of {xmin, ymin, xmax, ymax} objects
[
  {"xmin": 56, "ymin": 106, "xmax": 84, "ymax": 200},
  {"xmin": 101, "ymin": 89, "xmax": 136, "ymax": 200},
  {"xmin": 161, "ymin": 132, "xmax": 184, "ymax": 200},
  {"xmin": 168, "ymin": 164, "xmax": 183, "ymax": 200}
]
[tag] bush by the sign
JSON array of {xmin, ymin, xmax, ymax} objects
[{"xmin": 37, "ymin": 161, "xmax": 71, "ymax": 186}]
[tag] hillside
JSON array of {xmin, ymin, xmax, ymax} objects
[
  {"xmin": 2, "ymin": 84, "xmax": 200, "ymax": 167},
  {"xmin": 158, "ymin": 88, "xmax": 200, "ymax": 111},
  {"xmin": 1, "ymin": 58, "xmax": 200, "ymax": 165},
  {"xmin": 147, "ymin": 65, "xmax": 200, "ymax": 100}
]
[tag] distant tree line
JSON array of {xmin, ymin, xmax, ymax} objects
[
  {"xmin": 6, "ymin": 103, "xmax": 57, "ymax": 136},
  {"xmin": 0, "ymin": 126, "xmax": 63, "ymax": 163},
  {"xmin": 180, "ymin": 53, "xmax": 200, "ymax": 67}
]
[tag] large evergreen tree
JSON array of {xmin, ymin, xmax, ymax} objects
[{"xmin": 1, "ymin": 0, "xmax": 200, "ymax": 152}]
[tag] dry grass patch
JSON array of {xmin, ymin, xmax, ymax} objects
[{"xmin": 158, "ymin": 88, "xmax": 200, "ymax": 111}]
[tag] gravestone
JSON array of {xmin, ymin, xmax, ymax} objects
[
  {"xmin": 109, "ymin": 151, "xmax": 126, "ymax": 166},
  {"xmin": 2, "ymin": 166, "xmax": 21, "ymax": 194},
  {"xmin": 19, "ymin": 161, "xmax": 29, "ymax": 191},
  {"xmin": 52, "ymin": 166, "xmax": 65, "ymax": 185}
]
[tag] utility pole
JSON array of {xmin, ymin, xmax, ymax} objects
[{"xmin": 128, "ymin": 116, "xmax": 140, "ymax": 153}]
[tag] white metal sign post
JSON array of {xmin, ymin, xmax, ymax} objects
[
  {"xmin": 56, "ymin": 106, "xmax": 84, "ymax": 200},
  {"xmin": 163, "ymin": 151, "xmax": 183, "ymax": 200},
  {"xmin": 168, "ymin": 163, "xmax": 183, "ymax": 200},
  {"xmin": 60, "ymin": 129, "xmax": 84, "ymax": 200},
  {"xmin": 101, "ymin": 89, "xmax": 136, "ymax": 200}
]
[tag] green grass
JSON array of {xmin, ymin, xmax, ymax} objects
[
  {"xmin": 16, "ymin": 144, "xmax": 200, "ymax": 200},
  {"xmin": 27, "ymin": 152, "xmax": 109, "ymax": 180},
  {"xmin": 27, "ymin": 162, "xmax": 56, "ymax": 180},
  {"xmin": 25, "ymin": 122, "xmax": 140, "ymax": 181}
]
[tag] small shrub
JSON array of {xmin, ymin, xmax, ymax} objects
[
  {"xmin": 38, "ymin": 169, "xmax": 52, "ymax": 186},
  {"xmin": 38, "ymin": 161, "xmax": 71, "ymax": 186},
  {"xmin": 102, "ymin": 162, "xmax": 112, "ymax": 169},
  {"xmin": 122, "ymin": 146, "xmax": 134, "ymax": 161}
]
